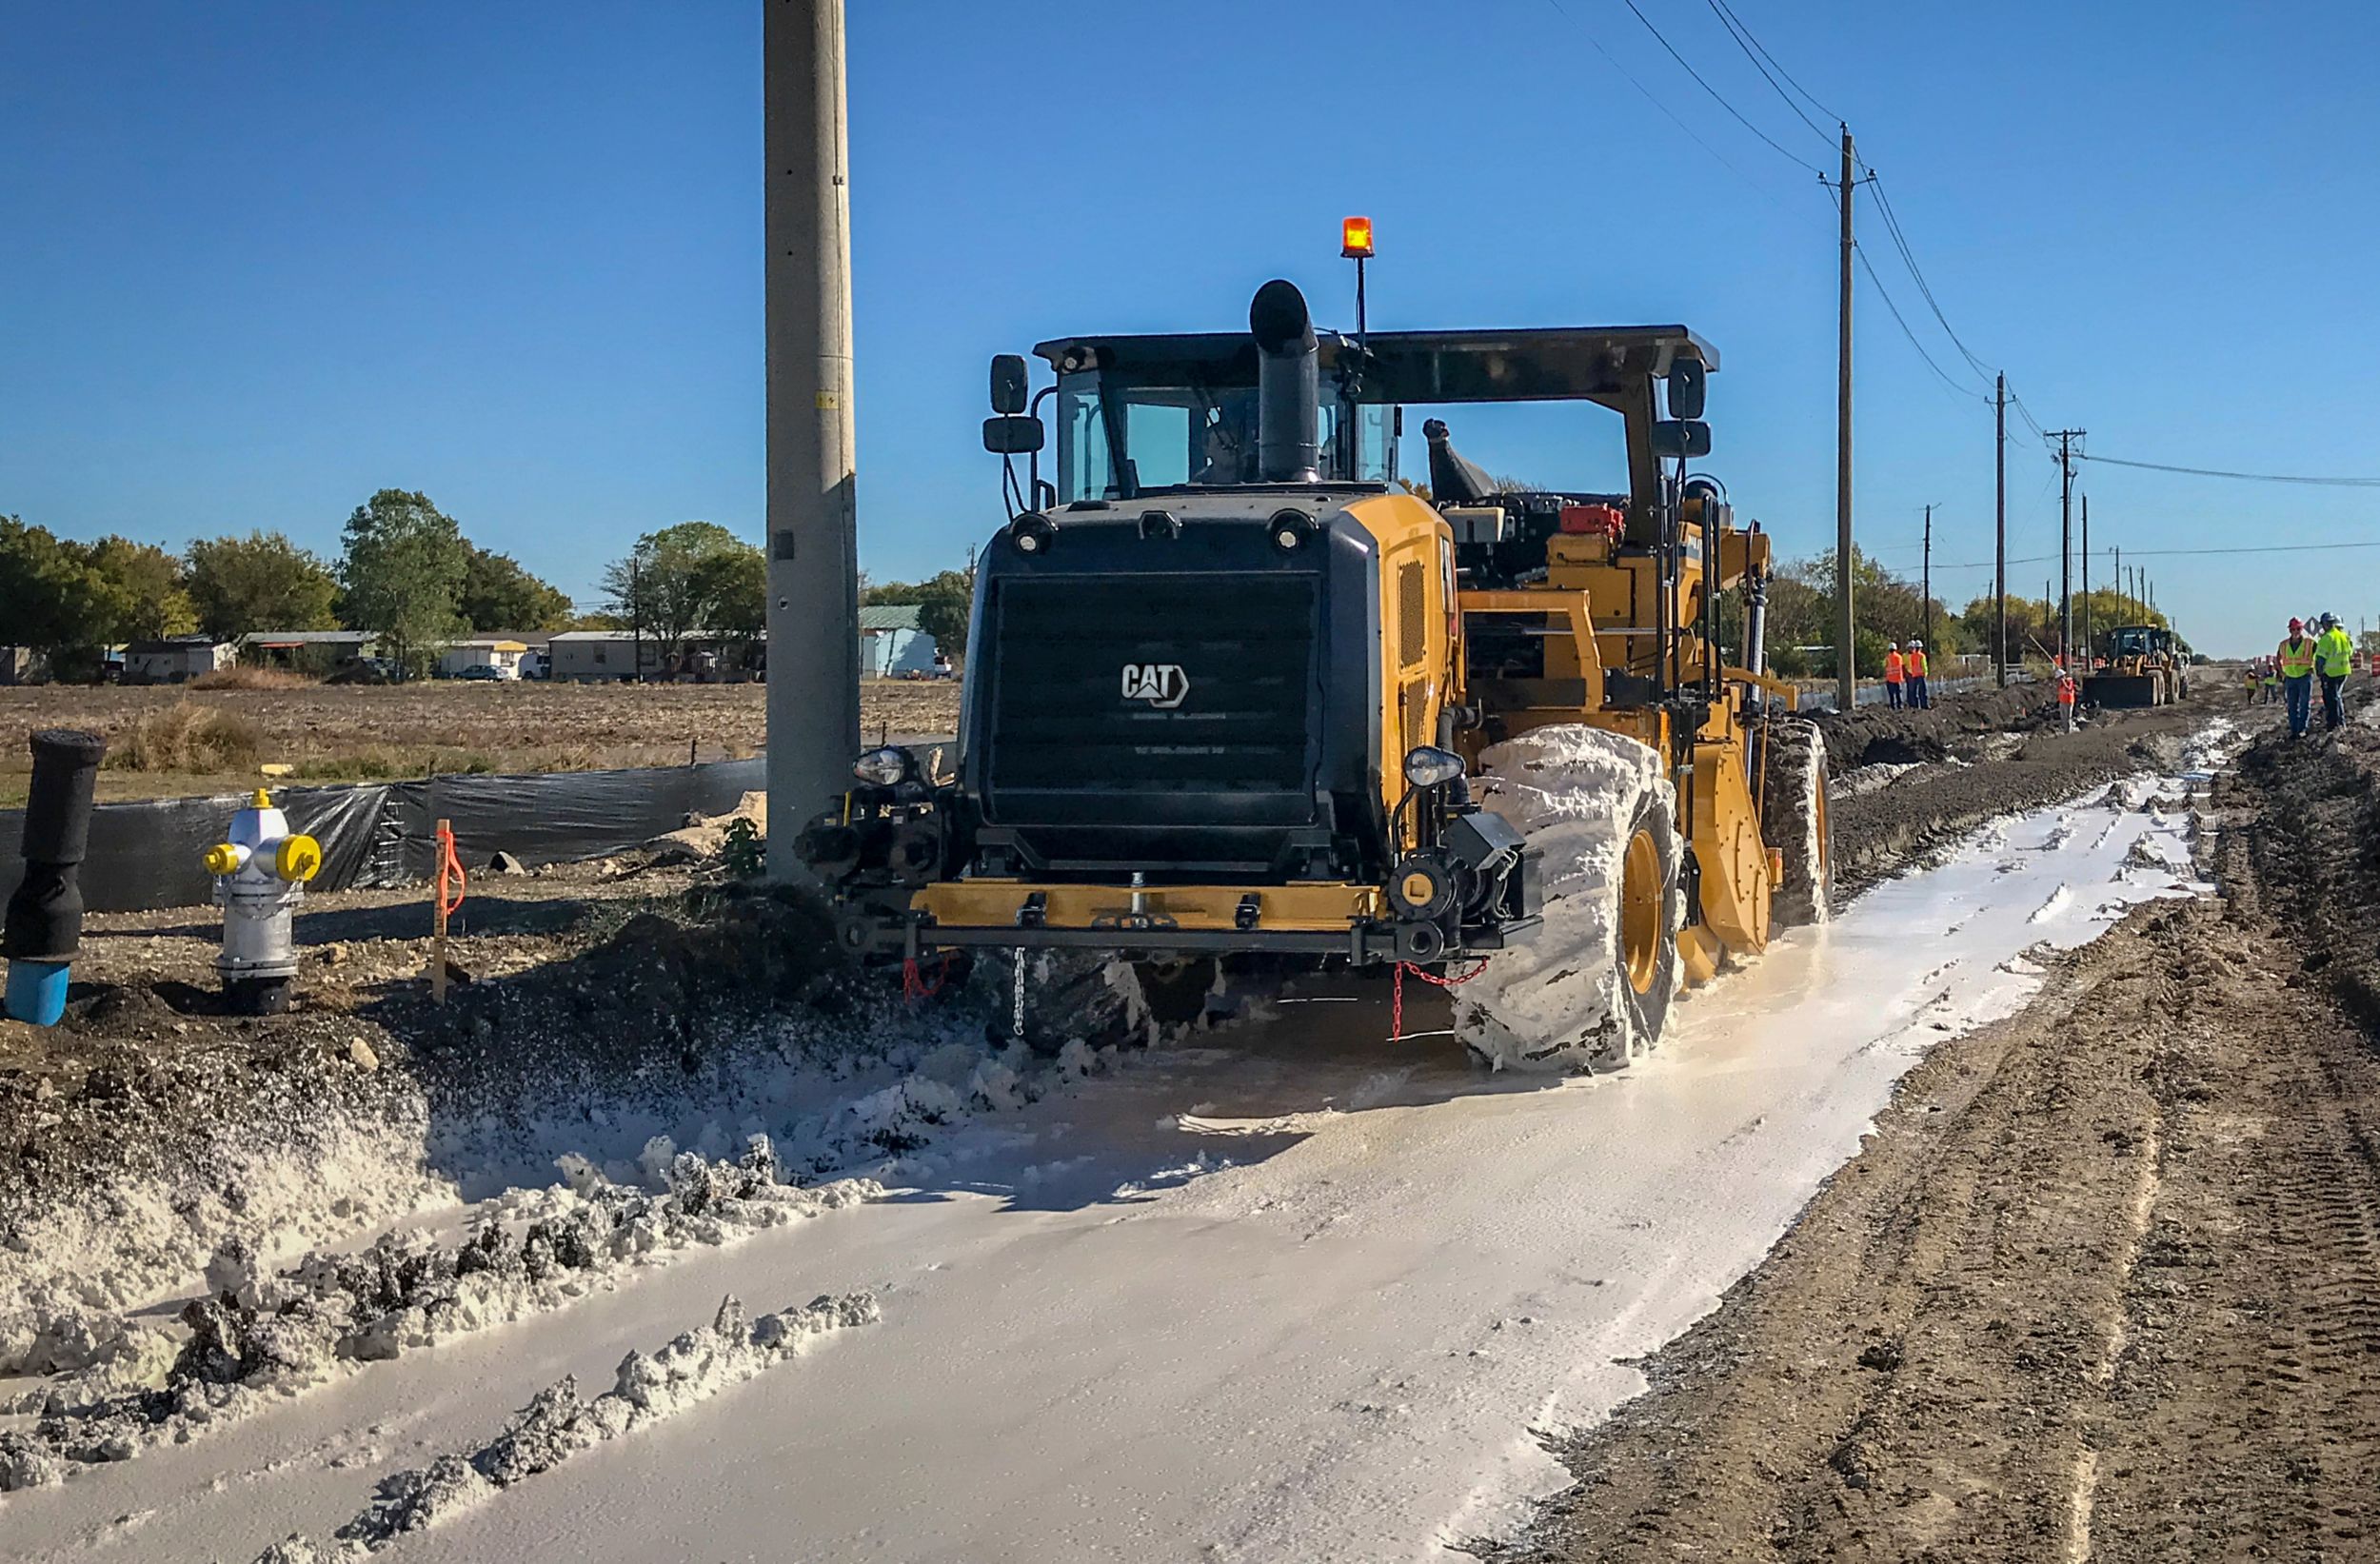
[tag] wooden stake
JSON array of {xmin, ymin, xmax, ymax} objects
[{"xmin": 431, "ymin": 816, "xmax": 450, "ymax": 1005}]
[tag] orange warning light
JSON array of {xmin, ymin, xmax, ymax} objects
[{"xmin": 1340, "ymin": 215, "xmax": 1375, "ymax": 259}]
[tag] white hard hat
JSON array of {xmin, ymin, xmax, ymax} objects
[{"xmin": 1911, "ymin": 638, "xmax": 1924, "ymax": 649}]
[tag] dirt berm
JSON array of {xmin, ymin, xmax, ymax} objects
[{"xmin": 1493, "ymin": 701, "xmax": 2380, "ymax": 1561}]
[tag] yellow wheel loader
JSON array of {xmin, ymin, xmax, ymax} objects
[
  {"xmin": 2082, "ymin": 624, "xmax": 2188, "ymax": 708},
  {"xmin": 799, "ymin": 276, "xmax": 1831, "ymax": 1068}
]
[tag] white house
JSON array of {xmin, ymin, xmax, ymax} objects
[
  {"xmin": 123, "ymin": 635, "xmax": 233, "ymax": 683},
  {"xmin": 547, "ymin": 630, "xmax": 663, "ymax": 683},
  {"xmin": 859, "ymin": 604, "xmax": 941, "ymax": 676}
]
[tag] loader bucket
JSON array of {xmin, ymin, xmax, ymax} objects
[{"xmin": 2083, "ymin": 673, "xmax": 2161, "ymax": 708}]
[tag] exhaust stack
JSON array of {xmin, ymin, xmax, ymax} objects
[{"xmin": 1250, "ymin": 279, "xmax": 1319, "ymax": 483}]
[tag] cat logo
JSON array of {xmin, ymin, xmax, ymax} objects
[{"xmin": 1120, "ymin": 663, "xmax": 1190, "ymax": 708}]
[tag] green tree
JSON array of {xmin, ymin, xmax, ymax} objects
[
  {"xmin": 459, "ymin": 543, "xmax": 572, "ymax": 630},
  {"xmin": 865, "ymin": 567, "xmax": 975, "ymax": 658},
  {"xmin": 0, "ymin": 515, "xmax": 109, "ymax": 659},
  {"xmin": 692, "ymin": 547, "xmax": 767, "ymax": 644},
  {"xmin": 599, "ymin": 522, "xmax": 761, "ymax": 652},
  {"xmin": 186, "ymin": 530, "xmax": 340, "ymax": 641},
  {"xmin": 337, "ymin": 489, "xmax": 468, "ymax": 674},
  {"xmin": 81, "ymin": 536, "xmax": 197, "ymax": 642}
]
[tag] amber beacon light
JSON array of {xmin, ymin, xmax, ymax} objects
[{"xmin": 1340, "ymin": 215, "xmax": 1375, "ymax": 259}]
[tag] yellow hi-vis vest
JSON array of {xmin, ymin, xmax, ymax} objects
[
  {"xmin": 2279, "ymin": 636, "xmax": 2318, "ymax": 677},
  {"xmin": 2318, "ymin": 625, "xmax": 2354, "ymax": 677}
]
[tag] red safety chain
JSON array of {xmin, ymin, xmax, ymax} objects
[
  {"xmin": 1390, "ymin": 958, "xmax": 1491, "ymax": 1041},
  {"xmin": 902, "ymin": 952, "xmax": 954, "ymax": 1004}
]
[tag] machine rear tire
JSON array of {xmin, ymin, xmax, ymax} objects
[
  {"xmin": 1759, "ymin": 717, "xmax": 1833, "ymax": 929},
  {"xmin": 1452, "ymin": 725, "xmax": 1681, "ymax": 1072}
]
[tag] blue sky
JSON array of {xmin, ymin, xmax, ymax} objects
[{"xmin": 7, "ymin": 1, "xmax": 2380, "ymax": 655}]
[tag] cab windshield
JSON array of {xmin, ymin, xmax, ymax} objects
[{"xmin": 1054, "ymin": 374, "xmax": 1393, "ymax": 503}]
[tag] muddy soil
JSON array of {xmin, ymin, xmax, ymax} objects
[
  {"xmin": 1823, "ymin": 673, "xmax": 2257, "ymax": 896},
  {"xmin": 1496, "ymin": 695, "xmax": 2380, "ymax": 1562}
]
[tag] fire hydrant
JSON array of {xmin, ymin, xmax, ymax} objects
[{"xmin": 205, "ymin": 788, "xmax": 323, "ymax": 1015}]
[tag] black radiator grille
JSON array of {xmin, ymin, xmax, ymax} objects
[{"xmin": 986, "ymin": 574, "xmax": 1317, "ymax": 800}]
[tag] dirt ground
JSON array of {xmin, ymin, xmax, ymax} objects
[
  {"xmin": 1495, "ymin": 686, "xmax": 2380, "ymax": 1563},
  {"xmin": 0, "ymin": 678, "xmax": 962, "ymax": 804}
]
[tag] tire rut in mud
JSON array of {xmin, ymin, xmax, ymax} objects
[{"xmin": 1491, "ymin": 707, "xmax": 2380, "ymax": 1563}]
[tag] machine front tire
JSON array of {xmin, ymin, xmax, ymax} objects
[
  {"xmin": 1760, "ymin": 717, "xmax": 1833, "ymax": 929},
  {"xmin": 1452, "ymin": 725, "xmax": 1681, "ymax": 1072}
]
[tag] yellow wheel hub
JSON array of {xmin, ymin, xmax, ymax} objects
[{"xmin": 1620, "ymin": 827, "xmax": 1662, "ymax": 995}]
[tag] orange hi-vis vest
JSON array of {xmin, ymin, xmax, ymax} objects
[
  {"xmin": 1884, "ymin": 650, "xmax": 1905, "ymax": 683},
  {"xmin": 1908, "ymin": 648, "xmax": 1930, "ymax": 677}
]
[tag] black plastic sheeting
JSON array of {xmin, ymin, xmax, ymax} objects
[{"xmin": 0, "ymin": 758, "xmax": 768, "ymax": 914}]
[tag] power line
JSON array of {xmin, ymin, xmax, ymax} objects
[
  {"xmin": 1701, "ymin": 0, "xmax": 1835, "ymax": 150},
  {"xmin": 1611, "ymin": 0, "xmax": 1826, "ymax": 173},
  {"xmin": 1868, "ymin": 176, "xmax": 1998, "ymax": 387},
  {"xmin": 1540, "ymin": 0, "xmax": 1782, "ymax": 205},
  {"xmin": 2074, "ymin": 452, "xmax": 2380, "ymax": 487},
  {"xmin": 1708, "ymin": 0, "xmax": 1841, "ymax": 125},
  {"xmin": 1851, "ymin": 238, "xmax": 1989, "ymax": 404}
]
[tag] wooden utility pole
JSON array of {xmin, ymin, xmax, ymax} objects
[
  {"xmin": 2113, "ymin": 544, "xmax": 2123, "ymax": 624},
  {"xmin": 1922, "ymin": 505, "xmax": 1934, "ymax": 653},
  {"xmin": 2049, "ymin": 430, "xmax": 2085, "ymax": 665},
  {"xmin": 1835, "ymin": 125, "xmax": 1856, "ymax": 711},
  {"xmin": 1994, "ymin": 373, "xmax": 2007, "ymax": 685},
  {"xmin": 2080, "ymin": 492, "xmax": 2091, "ymax": 667}
]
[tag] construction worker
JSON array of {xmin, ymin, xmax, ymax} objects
[
  {"xmin": 2316, "ymin": 612, "xmax": 2354, "ymax": 730},
  {"xmin": 2242, "ymin": 660, "xmax": 2260, "ymax": 703},
  {"xmin": 1883, "ymin": 642, "xmax": 1905, "ymax": 708},
  {"xmin": 2278, "ymin": 618, "xmax": 2319, "ymax": 737},
  {"xmin": 2264, "ymin": 656, "xmax": 2282, "ymax": 704},
  {"xmin": 1907, "ymin": 638, "xmax": 1931, "ymax": 709}
]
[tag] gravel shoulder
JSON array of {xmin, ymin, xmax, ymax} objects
[{"xmin": 1496, "ymin": 687, "xmax": 2380, "ymax": 1561}]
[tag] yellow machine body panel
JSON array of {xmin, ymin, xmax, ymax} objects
[{"xmin": 1343, "ymin": 492, "xmax": 1458, "ymax": 846}]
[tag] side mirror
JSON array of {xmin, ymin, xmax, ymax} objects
[
  {"xmin": 1666, "ymin": 359, "xmax": 1707, "ymax": 421},
  {"xmin": 1650, "ymin": 419, "xmax": 1712, "ymax": 460},
  {"xmin": 990, "ymin": 354, "xmax": 1029, "ymax": 415},
  {"xmin": 982, "ymin": 414, "xmax": 1044, "ymax": 455}
]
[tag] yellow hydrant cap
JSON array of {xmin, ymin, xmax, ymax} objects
[
  {"xmin": 203, "ymin": 842, "xmax": 242, "ymax": 876},
  {"xmin": 275, "ymin": 835, "xmax": 324, "ymax": 883},
  {"xmin": 252, "ymin": 788, "xmax": 272, "ymax": 808}
]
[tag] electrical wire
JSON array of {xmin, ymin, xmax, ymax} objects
[
  {"xmin": 1709, "ymin": 0, "xmax": 1841, "ymax": 125},
  {"xmin": 1701, "ymin": 0, "xmax": 1836, "ymax": 151},
  {"xmin": 2074, "ymin": 452, "xmax": 2380, "ymax": 487},
  {"xmin": 1851, "ymin": 239, "xmax": 1989, "ymax": 404},
  {"xmin": 1610, "ymin": 0, "xmax": 1826, "ymax": 173},
  {"xmin": 1869, "ymin": 176, "xmax": 1998, "ymax": 387},
  {"xmin": 1540, "ymin": 0, "xmax": 1783, "ymax": 205}
]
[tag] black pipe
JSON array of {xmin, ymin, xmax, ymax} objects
[
  {"xmin": 4, "ymin": 728, "xmax": 106, "ymax": 1025},
  {"xmin": 1250, "ymin": 279, "xmax": 1319, "ymax": 483}
]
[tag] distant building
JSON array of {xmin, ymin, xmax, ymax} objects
[
  {"xmin": 547, "ymin": 630, "xmax": 758, "ymax": 683},
  {"xmin": 436, "ymin": 638, "xmax": 530, "ymax": 679},
  {"xmin": 860, "ymin": 604, "xmax": 940, "ymax": 677},
  {"xmin": 0, "ymin": 647, "xmax": 43, "ymax": 686},
  {"xmin": 242, "ymin": 629, "xmax": 378, "ymax": 671},
  {"xmin": 123, "ymin": 635, "xmax": 233, "ymax": 684}
]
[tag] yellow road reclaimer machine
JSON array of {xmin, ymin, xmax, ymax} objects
[{"xmin": 799, "ymin": 277, "xmax": 1831, "ymax": 1068}]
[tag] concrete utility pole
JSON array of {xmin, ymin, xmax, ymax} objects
[
  {"xmin": 764, "ymin": 0, "xmax": 861, "ymax": 882},
  {"xmin": 1994, "ymin": 373, "xmax": 2007, "ymax": 685},
  {"xmin": 2049, "ymin": 429, "xmax": 2084, "ymax": 667},
  {"xmin": 2113, "ymin": 544, "xmax": 2123, "ymax": 624},
  {"xmin": 1835, "ymin": 125, "xmax": 1857, "ymax": 712}
]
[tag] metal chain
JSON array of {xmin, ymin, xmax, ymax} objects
[{"xmin": 1012, "ymin": 949, "xmax": 1028, "ymax": 1041}]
